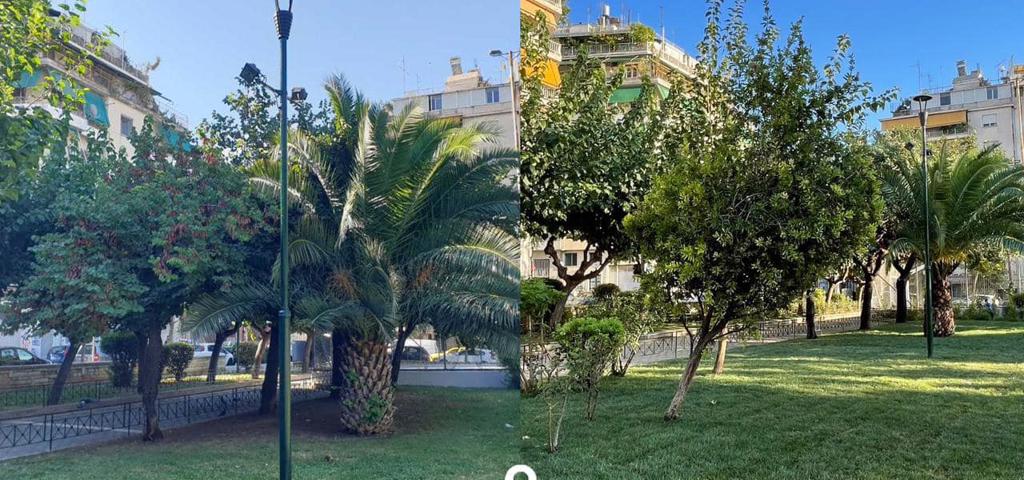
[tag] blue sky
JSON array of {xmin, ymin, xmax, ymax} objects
[
  {"xmin": 568, "ymin": 0, "xmax": 1024, "ymax": 127},
  {"xmin": 81, "ymin": 1, "xmax": 518, "ymax": 130}
]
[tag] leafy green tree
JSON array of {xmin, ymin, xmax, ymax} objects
[
  {"xmin": 882, "ymin": 142, "xmax": 1024, "ymax": 336},
  {"xmin": 161, "ymin": 342, "xmax": 195, "ymax": 382},
  {"xmin": 625, "ymin": 1, "xmax": 887, "ymax": 420},
  {"xmin": 555, "ymin": 317, "xmax": 624, "ymax": 421},
  {"xmin": 520, "ymin": 14, "xmax": 666, "ymax": 327},
  {"xmin": 100, "ymin": 331, "xmax": 140, "ymax": 388}
]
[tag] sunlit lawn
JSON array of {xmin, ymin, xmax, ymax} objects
[
  {"xmin": 5, "ymin": 387, "xmax": 518, "ymax": 479},
  {"xmin": 521, "ymin": 321, "xmax": 1024, "ymax": 479}
]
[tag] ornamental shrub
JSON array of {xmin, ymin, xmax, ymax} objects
[
  {"xmin": 161, "ymin": 342, "xmax": 195, "ymax": 381},
  {"xmin": 100, "ymin": 331, "xmax": 138, "ymax": 388},
  {"xmin": 555, "ymin": 317, "xmax": 624, "ymax": 420},
  {"xmin": 234, "ymin": 342, "xmax": 258, "ymax": 372}
]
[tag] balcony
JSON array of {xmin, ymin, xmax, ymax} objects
[{"xmin": 561, "ymin": 41, "xmax": 696, "ymax": 77}]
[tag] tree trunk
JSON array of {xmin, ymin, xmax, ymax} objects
[
  {"xmin": 895, "ymin": 275, "xmax": 909, "ymax": 324},
  {"xmin": 140, "ymin": 325, "xmax": 164, "ymax": 441},
  {"xmin": 389, "ymin": 325, "xmax": 413, "ymax": 385},
  {"xmin": 664, "ymin": 331, "xmax": 716, "ymax": 420},
  {"xmin": 548, "ymin": 282, "xmax": 578, "ymax": 330},
  {"xmin": 330, "ymin": 327, "xmax": 346, "ymax": 400},
  {"xmin": 259, "ymin": 323, "xmax": 280, "ymax": 415},
  {"xmin": 712, "ymin": 338, "xmax": 728, "ymax": 375},
  {"xmin": 207, "ymin": 330, "xmax": 228, "ymax": 383},
  {"xmin": 825, "ymin": 282, "xmax": 836, "ymax": 303},
  {"xmin": 47, "ymin": 338, "xmax": 80, "ymax": 406},
  {"xmin": 252, "ymin": 327, "xmax": 270, "ymax": 379},
  {"xmin": 302, "ymin": 332, "xmax": 314, "ymax": 374},
  {"xmin": 338, "ymin": 339, "xmax": 395, "ymax": 435},
  {"xmin": 933, "ymin": 271, "xmax": 956, "ymax": 337},
  {"xmin": 135, "ymin": 331, "xmax": 148, "ymax": 394},
  {"xmin": 859, "ymin": 277, "xmax": 873, "ymax": 330},
  {"xmin": 805, "ymin": 291, "xmax": 818, "ymax": 339}
]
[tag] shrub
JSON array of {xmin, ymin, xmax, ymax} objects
[
  {"xmin": 100, "ymin": 331, "xmax": 138, "ymax": 388},
  {"xmin": 234, "ymin": 342, "xmax": 258, "ymax": 372},
  {"xmin": 555, "ymin": 317, "xmax": 624, "ymax": 421},
  {"xmin": 161, "ymin": 342, "xmax": 195, "ymax": 381},
  {"xmin": 521, "ymin": 278, "xmax": 566, "ymax": 335},
  {"xmin": 592, "ymin": 283, "xmax": 621, "ymax": 301}
]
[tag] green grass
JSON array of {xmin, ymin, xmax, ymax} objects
[
  {"xmin": 521, "ymin": 321, "xmax": 1024, "ymax": 480},
  {"xmin": 5, "ymin": 387, "xmax": 518, "ymax": 479}
]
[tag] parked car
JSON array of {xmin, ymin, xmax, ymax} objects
[
  {"xmin": 193, "ymin": 343, "xmax": 234, "ymax": 364},
  {"xmin": 429, "ymin": 347, "xmax": 497, "ymax": 364},
  {"xmin": 47, "ymin": 343, "xmax": 108, "ymax": 364},
  {"xmin": 0, "ymin": 347, "xmax": 50, "ymax": 366},
  {"xmin": 400, "ymin": 346, "xmax": 431, "ymax": 362}
]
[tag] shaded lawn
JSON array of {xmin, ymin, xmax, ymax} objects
[
  {"xmin": 5, "ymin": 387, "xmax": 518, "ymax": 479},
  {"xmin": 521, "ymin": 321, "xmax": 1024, "ymax": 480}
]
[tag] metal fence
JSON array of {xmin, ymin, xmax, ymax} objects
[{"xmin": 0, "ymin": 376, "xmax": 327, "ymax": 453}]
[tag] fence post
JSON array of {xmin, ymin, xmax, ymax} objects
[
  {"xmin": 673, "ymin": 332, "xmax": 678, "ymax": 359},
  {"xmin": 186, "ymin": 394, "xmax": 191, "ymax": 424},
  {"xmin": 48, "ymin": 413, "xmax": 54, "ymax": 451}
]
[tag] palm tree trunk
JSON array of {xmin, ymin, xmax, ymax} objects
[
  {"xmin": 47, "ymin": 338, "xmax": 79, "ymax": 406},
  {"xmin": 259, "ymin": 323, "xmax": 280, "ymax": 415},
  {"xmin": 302, "ymin": 332, "xmax": 314, "ymax": 374},
  {"xmin": 805, "ymin": 291, "xmax": 818, "ymax": 339},
  {"xmin": 933, "ymin": 271, "xmax": 956, "ymax": 337},
  {"xmin": 338, "ymin": 340, "xmax": 395, "ymax": 435}
]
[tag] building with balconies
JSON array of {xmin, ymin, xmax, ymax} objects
[
  {"xmin": 521, "ymin": 0, "xmax": 563, "ymax": 89},
  {"xmin": 390, "ymin": 57, "xmax": 516, "ymax": 149},
  {"xmin": 882, "ymin": 60, "xmax": 1024, "ymax": 164},
  {"xmin": 11, "ymin": 19, "xmax": 188, "ymax": 158},
  {"xmin": 553, "ymin": 4, "xmax": 697, "ymax": 103}
]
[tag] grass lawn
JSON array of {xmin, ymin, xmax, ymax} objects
[
  {"xmin": 521, "ymin": 320, "xmax": 1024, "ymax": 480},
  {"xmin": 5, "ymin": 387, "xmax": 518, "ymax": 479}
]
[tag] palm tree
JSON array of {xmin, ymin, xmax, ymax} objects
[
  {"xmin": 189, "ymin": 76, "xmax": 519, "ymax": 434},
  {"xmin": 882, "ymin": 141, "xmax": 1024, "ymax": 336}
]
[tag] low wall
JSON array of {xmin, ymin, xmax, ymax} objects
[
  {"xmin": 396, "ymin": 369, "xmax": 510, "ymax": 389},
  {"xmin": 0, "ymin": 362, "xmax": 112, "ymax": 389},
  {"xmin": 0, "ymin": 357, "xmax": 226, "ymax": 390}
]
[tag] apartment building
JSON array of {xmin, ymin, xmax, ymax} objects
[
  {"xmin": 12, "ymin": 20, "xmax": 188, "ymax": 159},
  {"xmin": 521, "ymin": 0, "xmax": 563, "ymax": 89},
  {"xmin": 882, "ymin": 60, "xmax": 1024, "ymax": 164},
  {"xmin": 391, "ymin": 57, "xmax": 516, "ymax": 149}
]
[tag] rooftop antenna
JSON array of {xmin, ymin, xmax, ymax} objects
[
  {"xmin": 399, "ymin": 56, "xmax": 407, "ymax": 94},
  {"xmin": 660, "ymin": 5, "xmax": 665, "ymax": 41}
]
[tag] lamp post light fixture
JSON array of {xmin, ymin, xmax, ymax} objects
[
  {"xmin": 490, "ymin": 49, "xmax": 520, "ymax": 150},
  {"xmin": 238, "ymin": 1, "xmax": 296, "ymax": 478},
  {"xmin": 913, "ymin": 93, "xmax": 935, "ymax": 358}
]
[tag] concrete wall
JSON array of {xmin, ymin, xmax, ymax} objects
[{"xmin": 0, "ymin": 362, "xmax": 111, "ymax": 389}]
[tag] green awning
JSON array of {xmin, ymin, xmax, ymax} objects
[
  {"xmin": 161, "ymin": 126, "xmax": 193, "ymax": 153},
  {"xmin": 83, "ymin": 91, "xmax": 109, "ymax": 126},
  {"xmin": 609, "ymin": 85, "xmax": 671, "ymax": 104},
  {"xmin": 15, "ymin": 70, "xmax": 43, "ymax": 88}
]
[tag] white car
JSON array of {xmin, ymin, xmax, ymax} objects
[{"xmin": 192, "ymin": 343, "xmax": 234, "ymax": 363}]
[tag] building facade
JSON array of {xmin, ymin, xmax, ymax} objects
[
  {"xmin": 391, "ymin": 57, "xmax": 516, "ymax": 149},
  {"xmin": 12, "ymin": 20, "xmax": 187, "ymax": 159},
  {"xmin": 521, "ymin": 0, "xmax": 563, "ymax": 89},
  {"xmin": 882, "ymin": 60, "xmax": 1024, "ymax": 164}
]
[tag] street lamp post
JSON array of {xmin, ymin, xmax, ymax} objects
[
  {"xmin": 913, "ymin": 93, "xmax": 934, "ymax": 358},
  {"xmin": 239, "ymin": 1, "xmax": 300, "ymax": 478},
  {"xmin": 490, "ymin": 49, "xmax": 519, "ymax": 150}
]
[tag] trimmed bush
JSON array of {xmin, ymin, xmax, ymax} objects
[
  {"xmin": 161, "ymin": 342, "xmax": 195, "ymax": 381},
  {"xmin": 555, "ymin": 317, "xmax": 625, "ymax": 420},
  {"xmin": 100, "ymin": 331, "xmax": 138, "ymax": 388},
  {"xmin": 234, "ymin": 342, "xmax": 258, "ymax": 372},
  {"xmin": 592, "ymin": 283, "xmax": 621, "ymax": 301}
]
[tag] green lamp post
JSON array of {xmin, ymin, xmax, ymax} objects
[{"xmin": 913, "ymin": 93, "xmax": 934, "ymax": 358}]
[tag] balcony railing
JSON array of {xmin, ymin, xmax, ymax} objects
[{"xmin": 561, "ymin": 41, "xmax": 696, "ymax": 75}]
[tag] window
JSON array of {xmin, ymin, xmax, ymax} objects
[
  {"xmin": 120, "ymin": 115, "xmax": 135, "ymax": 137},
  {"xmin": 987, "ymin": 86, "xmax": 999, "ymax": 100},
  {"xmin": 428, "ymin": 94, "xmax": 442, "ymax": 111},
  {"xmin": 16, "ymin": 349, "xmax": 33, "ymax": 362},
  {"xmin": 485, "ymin": 87, "xmax": 500, "ymax": 104},
  {"xmin": 625, "ymin": 64, "xmax": 640, "ymax": 79},
  {"xmin": 564, "ymin": 252, "xmax": 578, "ymax": 266},
  {"xmin": 13, "ymin": 87, "xmax": 26, "ymax": 101},
  {"xmin": 939, "ymin": 92, "xmax": 951, "ymax": 106},
  {"xmin": 982, "ymin": 114, "xmax": 997, "ymax": 128},
  {"xmin": 533, "ymin": 259, "xmax": 551, "ymax": 277}
]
